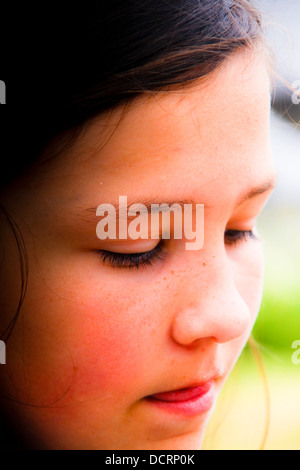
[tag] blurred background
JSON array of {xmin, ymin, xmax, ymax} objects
[{"xmin": 204, "ymin": 0, "xmax": 300, "ymax": 450}]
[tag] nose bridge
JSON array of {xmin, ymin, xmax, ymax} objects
[{"xmin": 171, "ymin": 248, "xmax": 251, "ymax": 346}]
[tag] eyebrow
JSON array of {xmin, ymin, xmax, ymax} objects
[
  {"xmin": 236, "ymin": 178, "xmax": 276, "ymax": 205},
  {"xmin": 83, "ymin": 177, "xmax": 276, "ymax": 218},
  {"xmin": 84, "ymin": 199, "xmax": 195, "ymax": 219}
]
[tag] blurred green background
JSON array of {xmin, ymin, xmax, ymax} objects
[{"xmin": 204, "ymin": 0, "xmax": 300, "ymax": 450}]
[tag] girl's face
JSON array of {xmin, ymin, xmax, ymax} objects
[{"xmin": 0, "ymin": 50, "xmax": 275, "ymax": 450}]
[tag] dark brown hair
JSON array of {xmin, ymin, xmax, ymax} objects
[{"xmin": 1, "ymin": 0, "xmax": 264, "ymax": 189}]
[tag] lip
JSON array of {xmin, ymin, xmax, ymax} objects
[{"xmin": 145, "ymin": 380, "xmax": 215, "ymax": 417}]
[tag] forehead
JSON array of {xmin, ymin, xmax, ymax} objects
[
  {"xmin": 30, "ymin": 49, "xmax": 274, "ymax": 214},
  {"xmin": 78, "ymin": 52, "xmax": 271, "ymax": 173}
]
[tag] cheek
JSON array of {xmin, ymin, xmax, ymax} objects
[
  {"xmin": 6, "ymin": 277, "xmax": 162, "ymax": 407},
  {"xmin": 63, "ymin": 297, "xmax": 153, "ymax": 399}
]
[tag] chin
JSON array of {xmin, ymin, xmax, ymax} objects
[{"xmin": 136, "ymin": 431, "xmax": 205, "ymax": 451}]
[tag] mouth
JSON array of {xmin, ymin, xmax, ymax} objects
[{"xmin": 145, "ymin": 380, "xmax": 215, "ymax": 417}]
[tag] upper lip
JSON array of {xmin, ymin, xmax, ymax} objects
[{"xmin": 146, "ymin": 375, "xmax": 219, "ymax": 400}]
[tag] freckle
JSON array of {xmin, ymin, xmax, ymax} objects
[
  {"xmin": 171, "ymin": 270, "xmax": 174, "ymax": 274},
  {"xmin": 50, "ymin": 298, "xmax": 53, "ymax": 302},
  {"xmin": 164, "ymin": 277, "xmax": 167, "ymax": 280},
  {"xmin": 202, "ymin": 262, "xmax": 206, "ymax": 267}
]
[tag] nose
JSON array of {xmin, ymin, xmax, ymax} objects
[{"xmin": 170, "ymin": 258, "xmax": 252, "ymax": 347}]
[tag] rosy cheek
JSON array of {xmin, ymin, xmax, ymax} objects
[
  {"xmin": 69, "ymin": 306, "xmax": 147, "ymax": 396},
  {"xmin": 28, "ymin": 292, "xmax": 155, "ymax": 405}
]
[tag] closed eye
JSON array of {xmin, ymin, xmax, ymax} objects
[
  {"xmin": 225, "ymin": 229, "xmax": 258, "ymax": 245},
  {"xmin": 97, "ymin": 241, "xmax": 166, "ymax": 269},
  {"xmin": 97, "ymin": 230, "xmax": 258, "ymax": 269}
]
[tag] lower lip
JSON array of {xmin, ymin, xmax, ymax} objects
[{"xmin": 145, "ymin": 381, "xmax": 215, "ymax": 417}]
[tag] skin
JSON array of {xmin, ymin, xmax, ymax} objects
[{"xmin": 0, "ymin": 48, "xmax": 276, "ymax": 450}]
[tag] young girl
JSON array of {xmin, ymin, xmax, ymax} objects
[{"xmin": 0, "ymin": 1, "xmax": 276, "ymax": 449}]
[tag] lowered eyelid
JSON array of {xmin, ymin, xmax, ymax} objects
[{"xmin": 98, "ymin": 239, "xmax": 161, "ymax": 254}]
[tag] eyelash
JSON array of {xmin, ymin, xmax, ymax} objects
[
  {"xmin": 98, "ymin": 242, "xmax": 167, "ymax": 270},
  {"xmin": 97, "ymin": 230, "xmax": 257, "ymax": 270},
  {"xmin": 225, "ymin": 229, "xmax": 257, "ymax": 245}
]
